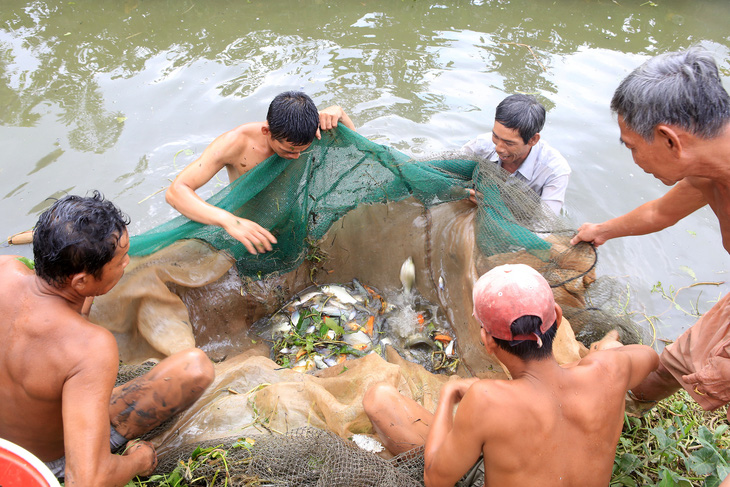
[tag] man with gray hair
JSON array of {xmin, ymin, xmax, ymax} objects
[
  {"xmin": 463, "ymin": 94, "xmax": 571, "ymax": 214},
  {"xmin": 571, "ymin": 47, "xmax": 730, "ymax": 419}
]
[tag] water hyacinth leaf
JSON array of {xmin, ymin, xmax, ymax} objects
[
  {"xmin": 685, "ymin": 447, "xmax": 722, "ymax": 476},
  {"xmin": 697, "ymin": 425, "xmax": 716, "ymax": 447},
  {"xmin": 650, "ymin": 426, "xmax": 674, "ymax": 451},
  {"xmin": 657, "ymin": 468, "xmax": 692, "ymax": 487},
  {"xmin": 718, "ymin": 465, "xmax": 730, "ymax": 479},
  {"xmin": 614, "ymin": 452, "xmax": 641, "ymax": 474}
]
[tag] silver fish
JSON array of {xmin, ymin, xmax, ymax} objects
[
  {"xmin": 344, "ymin": 330, "xmax": 372, "ymax": 352},
  {"xmin": 321, "ymin": 285, "xmax": 359, "ymax": 305},
  {"xmin": 445, "ymin": 339, "xmax": 456, "ymax": 358},
  {"xmin": 400, "ymin": 256, "xmax": 416, "ymax": 294}
]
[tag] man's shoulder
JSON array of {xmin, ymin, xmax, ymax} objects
[{"xmin": 533, "ymin": 138, "xmax": 571, "ymax": 174}]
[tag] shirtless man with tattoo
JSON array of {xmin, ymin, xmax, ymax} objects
[{"xmin": 0, "ymin": 192, "xmax": 214, "ymax": 486}]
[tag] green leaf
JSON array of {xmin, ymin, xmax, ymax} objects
[
  {"xmin": 650, "ymin": 426, "xmax": 675, "ymax": 451},
  {"xmin": 717, "ymin": 465, "xmax": 730, "ymax": 479},
  {"xmin": 685, "ymin": 447, "xmax": 720, "ymax": 476},
  {"xmin": 615, "ymin": 452, "xmax": 642, "ymax": 474},
  {"xmin": 16, "ymin": 257, "xmax": 35, "ymax": 270},
  {"xmin": 322, "ymin": 316, "xmax": 344, "ymax": 335},
  {"xmin": 679, "ymin": 265, "xmax": 696, "ymax": 281}
]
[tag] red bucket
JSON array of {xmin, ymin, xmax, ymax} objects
[{"xmin": 0, "ymin": 438, "xmax": 60, "ymax": 487}]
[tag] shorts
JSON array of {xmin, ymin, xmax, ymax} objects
[
  {"xmin": 44, "ymin": 425, "xmax": 129, "ymax": 480},
  {"xmin": 659, "ymin": 292, "xmax": 730, "ymax": 410}
]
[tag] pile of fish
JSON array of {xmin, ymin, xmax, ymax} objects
[{"xmin": 250, "ymin": 278, "xmax": 459, "ymax": 374}]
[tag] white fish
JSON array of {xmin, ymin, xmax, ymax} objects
[
  {"xmin": 400, "ymin": 257, "xmax": 416, "ymax": 294},
  {"xmin": 445, "ymin": 339, "xmax": 456, "ymax": 358},
  {"xmin": 313, "ymin": 355, "xmax": 328, "ymax": 369},
  {"xmin": 323, "ymin": 356, "xmax": 339, "ymax": 367},
  {"xmin": 344, "ymin": 330, "xmax": 372, "ymax": 352},
  {"xmin": 321, "ymin": 285, "xmax": 359, "ymax": 305},
  {"xmin": 292, "ymin": 291, "xmax": 323, "ymax": 307}
]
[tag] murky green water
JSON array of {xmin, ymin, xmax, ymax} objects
[{"xmin": 2, "ymin": 0, "xmax": 729, "ymax": 342}]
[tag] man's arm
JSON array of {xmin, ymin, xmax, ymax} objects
[
  {"xmin": 316, "ymin": 105, "xmax": 355, "ymax": 137},
  {"xmin": 62, "ymin": 330, "xmax": 156, "ymax": 486},
  {"xmin": 165, "ymin": 131, "xmax": 277, "ymax": 255},
  {"xmin": 570, "ymin": 178, "xmax": 707, "ymax": 246},
  {"xmin": 423, "ymin": 378, "xmax": 482, "ymax": 487}
]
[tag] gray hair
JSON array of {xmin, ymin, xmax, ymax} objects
[
  {"xmin": 494, "ymin": 94, "xmax": 546, "ymax": 144},
  {"xmin": 611, "ymin": 48, "xmax": 730, "ymax": 140}
]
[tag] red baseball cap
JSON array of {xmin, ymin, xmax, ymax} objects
[{"xmin": 473, "ymin": 264, "xmax": 556, "ymax": 342}]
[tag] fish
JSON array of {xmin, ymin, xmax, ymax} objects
[
  {"xmin": 445, "ymin": 339, "xmax": 456, "ymax": 358},
  {"xmin": 344, "ymin": 330, "xmax": 372, "ymax": 352},
  {"xmin": 321, "ymin": 285, "xmax": 359, "ymax": 305},
  {"xmin": 400, "ymin": 256, "xmax": 416, "ymax": 293}
]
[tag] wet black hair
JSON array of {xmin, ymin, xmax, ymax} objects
[
  {"xmin": 494, "ymin": 94, "xmax": 546, "ymax": 144},
  {"xmin": 33, "ymin": 191, "xmax": 130, "ymax": 286},
  {"xmin": 492, "ymin": 315, "xmax": 557, "ymax": 361},
  {"xmin": 266, "ymin": 91, "xmax": 320, "ymax": 145}
]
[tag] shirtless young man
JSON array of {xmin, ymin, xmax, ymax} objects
[
  {"xmin": 570, "ymin": 48, "xmax": 730, "ymax": 416},
  {"xmin": 166, "ymin": 91, "xmax": 354, "ymax": 255},
  {"xmin": 0, "ymin": 192, "xmax": 215, "ymax": 486},
  {"xmin": 363, "ymin": 264, "xmax": 658, "ymax": 487}
]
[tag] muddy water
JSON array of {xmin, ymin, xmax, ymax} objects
[{"xmin": 2, "ymin": 0, "xmax": 730, "ymax": 344}]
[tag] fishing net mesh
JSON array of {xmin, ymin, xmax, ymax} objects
[
  {"xmin": 119, "ymin": 126, "xmax": 646, "ymax": 484},
  {"xmin": 129, "ymin": 126, "xmax": 641, "ymax": 344},
  {"xmin": 152, "ymin": 428, "xmax": 426, "ymax": 487}
]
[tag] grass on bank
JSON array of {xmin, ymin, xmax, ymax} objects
[{"xmin": 115, "ymin": 390, "xmax": 729, "ymax": 487}]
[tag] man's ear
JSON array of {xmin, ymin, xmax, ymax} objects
[
  {"xmin": 480, "ymin": 327, "xmax": 497, "ymax": 353},
  {"xmin": 527, "ymin": 133, "xmax": 540, "ymax": 147},
  {"xmin": 655, "ymin": 125, "xmax": 682, "ymax": 156},
  {"xmin": 261, "ymin": 123, "xmax": 271, "ymax": 137},
  {"xmin": 69, "ymin": 272, "xmax": 92, "ymax": 294},
  {"xmin": 555, "ymin": 303, "xmax": 563, "ymax": 329}
]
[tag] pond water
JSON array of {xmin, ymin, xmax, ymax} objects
[{"xmin": 1, "ymin": 0, "xmax": 729, "ymax": 345}]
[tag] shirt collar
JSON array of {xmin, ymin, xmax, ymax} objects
[{"xmin": 514, "ymin": 141, "xmax": 539, "ymax": 180}]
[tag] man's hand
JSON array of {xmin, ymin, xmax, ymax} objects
[
  {"xmin": 123, "ymin": 440, "xmax": 158, "ymax": 477},
  {"xmin": 223, "ymin": 217, "xmax": 278, "ymax": 255},
  {"xmin": 570, "ymin": 222, "xmax": 608, "ymax": 247},
  {"xmin": 466, "ymin": 188, "xmax": 481, "ymax": 205},
  {"xmin": 316, "ymin": 105, "xmax": 355, "ymax": 139}
]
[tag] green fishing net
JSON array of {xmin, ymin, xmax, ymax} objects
[{"xmin": 129, "ymin": 126, "xmax": 552, "ymax": 279}]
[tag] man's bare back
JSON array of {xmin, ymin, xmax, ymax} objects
[
  {"xmin": 463, "ymin": 352, "xmax": 637, "ymax": 486},
  {"xmin": 364, "ymin": 265, "xmax": 658, "ymax": 487},
  {"xmin": 0, "ymin": 193, "xmax": 215, "ymax": 486},
  {"xmin": 0, "ymin": 255, "xmax": 117, "ymax": 462}
]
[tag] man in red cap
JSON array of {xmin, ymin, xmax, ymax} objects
[{"xmin": 363, "ymin": 264, "xmax": 658, "ymax": 487}]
